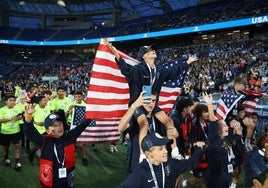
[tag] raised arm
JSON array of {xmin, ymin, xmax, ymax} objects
[
  {"xmin": 23, "ymin": 103, "xmax": 44, "ymax": 147},
  {"xmin": 118, "ymin": 92, "xmax": 149, "ymax": 132},
  {"xmin": 104, "ymin": 40, "xmax": 120, "ymax": 61},
  {"xmin": 202, "ymin": 92, "xmax": 215, "ymax": 121}
]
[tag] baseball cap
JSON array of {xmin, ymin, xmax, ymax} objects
[
  {"xmin": 44, "ymin": 114, "xmax": 62, "ymax": 129},
  {"xmin": 141, "ymin": 132, "xmax": 172, "ymax": 152},
  {"xmin": 138, "ymin": 44, "xmax": 157, "ymax": 61}
]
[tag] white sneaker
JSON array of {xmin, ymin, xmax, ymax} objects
[
  {"xmin": 3, "ymin": 158, "xmax": 11, "ymax": 166},
  {"xmin": 110, "ymin": 145, "xmax": 114, "ymax": 153},
  {"xmin": 15, "ymin": 162, "xmax": 22, "ymax": 171},
  {"xmin": 113, "ymin": 145, "xmax": 118, "ymax": 152}
]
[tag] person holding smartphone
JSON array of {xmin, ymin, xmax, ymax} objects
[{"xmin": 106, "ymin": 41, "xmax": 198, "ymax": 172}]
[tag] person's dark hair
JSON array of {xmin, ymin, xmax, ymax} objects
[
  {"xmin": 175, "ymin": 98, "xmax": 193, "ymax": 112},
  {"xmin": 237, "ymin": 104, "xmax": 245, "ymax": 112},
  {"xmin": 233, "ymin": 76, "xmax": 246, "ymax": 85},
  {"xmin": 151, "ymin": 90, "xmax": 159, "ymax": 102},
  {"xmin": 57, "ymin": 86, "xmax": 65, "ymax": 91},
  {"xmin": 41, "ymin": 89, "xmax": 52, "ymax": 96},
  {"xmin": 254, "ymin": 169, "xmax": 268, "ymax": 185},
  {"xmin": 193, "ymin": 104, "xmax": 208, "ymax": 119},
  {"xmin": 74, "ymin": 90, "xmax": 83, "ymax": 96},
  {"xmin": 4, "ymin": 94, "xmax": 15, "ymax": 101},
  {"xmin": 255, "ymin": 133, "xmax": 268, "ymax": 149},
  {"xmin": 192, "ymin": 97, "xmax": 200, "ymax": 103},
  {"xmin": 36, "ymin": 95, "xmax": 46, "ymax": 104},
  {"xmin": 251, "ymin": 112, "xmax": 259, "ymax": 118}
]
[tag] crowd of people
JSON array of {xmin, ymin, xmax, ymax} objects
[{"xmin": 0, "ymin": 35, "xmax": 267, "ymax": 188}]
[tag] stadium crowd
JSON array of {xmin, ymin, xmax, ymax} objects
[{"xmin": 0, "ymin": 35, "xmax": 267, "ymax": 187}]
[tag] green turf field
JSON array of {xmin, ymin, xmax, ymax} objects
[{"xmin": 0, "ymin": 143, "xmax": 246, "ymax": 188}]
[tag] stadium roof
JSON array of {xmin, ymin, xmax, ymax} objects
[{"xmin": 0, "ymin": 0, "xmax": 216, "ymax": 24}]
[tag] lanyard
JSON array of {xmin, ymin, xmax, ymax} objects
[
  {"xmin": 200, "ymin": 122, "xmax": 208, "ymax": 140},
  {"xmin": 147, "ymin": 159, "xmax": 165, "ymax": 188},
  {"xmin": 54, "ymin": 144, "xmax": 65, "ymax": 168},
  {"xmin": 146, "ymin": 63, "xmax": 156, "ymax": 86},
  {"xmin": 227, "ymin": 145, "xmax": 235, "ymax": 162},
  {"xmin": 147, "ymin": 116, "xmax": 156, "ymax": 133}
]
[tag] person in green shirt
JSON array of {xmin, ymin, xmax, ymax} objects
[
  {"xmin": 51, "ymin": 87, "xmax": 73, "ymax": 129},
  {"xmin": 0, "ymin": 94, "xmax": 23, "ymax": 171},
  {"xmin": 28, "ymin": 95, "xmax": 51, "ymax": 162},
  {"xmin": 68, "ymin": 90, "xmax": 89, "ymax": 166},
  {"xmin": 15, "ymin": 95, "xmax": 27, "ymax": 150}
]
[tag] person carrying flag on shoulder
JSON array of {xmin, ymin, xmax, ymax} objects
[
  {"xmin": 215, "ymin": 76, "xmax": 267, "ymax": 151},
  {"xmin": 106, "ymin": 40, "xmax": 198, "ymax": 172}
]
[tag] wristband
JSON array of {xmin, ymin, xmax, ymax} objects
[
  {"xmin": 207, "ymin": 104, "xmax": 213, "ymax": 108},
  {"xmin": 25, "ymin": 113, "xmax": 33, "ymax": 119}
]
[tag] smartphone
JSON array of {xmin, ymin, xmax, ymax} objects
[{"xmin": 142, "ymin": 85, "xmax": 151, "ymax": 104}]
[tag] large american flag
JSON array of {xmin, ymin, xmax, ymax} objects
[
  {"xmin": 215, "ymin": 88, "xmax": 262, "ymax": 120},
  {"xmin": 85, "ymin": 38, "xmax": 187, "ymax": 143},
  {"xmin": 241, "ymin": 89, "xmax": 263, "ymax": 116},
  {"xmin": 70, "ymin": 106, "xmax": 120, "ymax": 144}
]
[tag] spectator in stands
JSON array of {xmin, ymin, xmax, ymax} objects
[{"xmin": 2, "ymin": 80, "xmax": 16, "ymax": 98}]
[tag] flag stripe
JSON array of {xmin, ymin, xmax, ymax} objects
[
  {"xmin": 88, "ymin": 84, "xmax": 129, "ymax": 94},
  {"xmin": 85, "ymin": 38, "xmax": 187, "ymax": 143},
  {"xmin": 215, "ymin": 88, "xmax": 262, "ymax": 120}
]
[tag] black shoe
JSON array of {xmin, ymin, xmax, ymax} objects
[
  {"xmin": 92, "ymin": 145, "xmax": 98, "ymax": 152},
  {"xmin": 28, "ymin": 151, "xmax": 35, "ymax": 162},
  {"xmin": 82, "ymin": 158, "xmax": 88, "ymax": 166}
]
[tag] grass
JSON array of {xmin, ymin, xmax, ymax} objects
[
  {"xmin": 0, "ymin": 142, "xmax": 246, "ymax": 188},
  {"xmin": 0, "ymin": 143, "xmax": 128, "ymax": 188}
]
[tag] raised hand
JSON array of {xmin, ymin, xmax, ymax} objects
[
  {"xmin": 186, "ymin": 55, "xmax": 199, "ymax": 64},
  {"xmin": 202, "ymin": 92, "xmax": 213, "ymax": 105},
  {"xmin": 103, "ymin": 39, "xmax": 120, "ymax": 61},
  {"xmin": 25, "ymin": 103, "xmax": 36, "ymax": 115}
]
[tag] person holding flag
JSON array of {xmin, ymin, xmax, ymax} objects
[
  {"xmin": 215, "ymin": 76, "xmax": 266, "ymax": 151},
  {"xmin": 105, "ymin": 40, "xmax": 198, "ymax": 171}
]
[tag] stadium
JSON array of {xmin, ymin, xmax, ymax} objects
[{"xmin": 0, "ymin": 0, "xmax": 268, "ymax": 187}]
